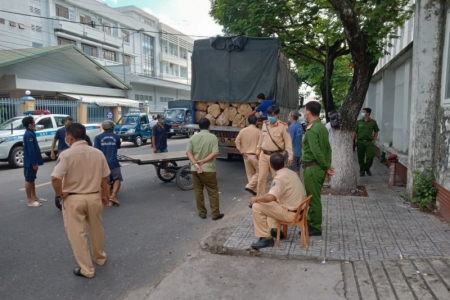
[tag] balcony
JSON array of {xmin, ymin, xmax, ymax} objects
[
  {"xmin": 53, "ymin": 17, "xmax": 123, "ymax": 48},
  {"xmin": 161, "ymin": 52, "xmax": 188, "ymax": 66}
]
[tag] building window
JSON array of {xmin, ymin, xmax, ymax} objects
[
  {"xmin": 180, "ymin": 47, "xmax": 187, "ymax": 60},
  {"xmin": 58, "ymin": 37, "xmax": 76, "ymax": 46},
  {"xmin": 144, "ymin": 19, "xmax": 154, "ymax": 27},
  {"xmin": 31, "ymin": 23, "xmax": 42, "ymax": 32},
  {"xmin": 160, "ymin": 97, "xmax": 174, "ymax": 102},
  {"xmin": 123, "ymin": 54, "xmax": 131, "ymax": 65},
  {"xmin": 81, "ymin": 44, "xmax": 97, "ymax": 57},
  {"xmin": 0, "ymin": 18, "xmax": 5, "ymax": 25},
  {"xmin": 9, "ymin": 21, "xmax": 16, "ymax": 27},
  {"xmin": 180, "ymin": 67, "xmax": 188, "ymax": 79},
  {"xmin": 56, "ymin": 4, "xmax": 69, "ymax": 19},
  {"xmin": 103, "ymin": 49, "xmax": 116, "ymax": 61},
  {"xmin": 122, "ymin": 30, "xmax": 130, "ymax": 42},
  {"xmin": 30, "ymin": 5, "xmax": 41, "ymax": 15},
  {"xmin": 102, "ymin": 22, "xmax": 111, "ymax": 35},
  {"xmin": 80, "ymin": 14, "xmax": 91, "ymax": 26},
  {"xmin": 32, "ymin": 42, "xmax": 43, "ymax": 48},
  {"xmin": 142, "ymin": 35, "xmax": 155, "ymax": 76},
  {"xmin": 18, "ymin": 23, "xmax": 25, "ymax": 29},
  {"xmin": 169, "ymin": 42, "xmax": 178, "ymax": 57},
  {"xmin": 135, "ymin": 94, "xmax": 153, "ymax": 101}
]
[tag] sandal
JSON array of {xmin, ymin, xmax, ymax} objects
[
  {"xmin": 109, "ymin": 198, "xmax": 120, "ymax": 206},
  {"xmin": 36, "ymin": 198, "xmax": 47, "ymax": 203},
  {"xmin": 28, "ymin": 201, "xmax": 42, "ymax": 207}
]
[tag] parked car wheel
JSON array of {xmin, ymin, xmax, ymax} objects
[
  {"xmin": 134, "ymin": 136, "xmax": 143, "ymax": 147},
  {"xmin": 142, "ymin": 139, "xmax": 148, "ymax": 144},
  {"xmin": 9, "ymin": 146, "xmax": 24, "ymax": 168}
]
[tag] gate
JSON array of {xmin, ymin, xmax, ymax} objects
[
  {"xmin": 0, "ymin": 98, "xmax": 23, "ymax": 123},
  {"xmin": 87, "ymin": 103, "xmax": 113, "ymax": 124},
  {"xmin": 35, "ymin": 99, "xmax": 78, "ymax": 120}
]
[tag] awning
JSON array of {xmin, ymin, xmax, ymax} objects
[{"xmin": 62, "ymin": 93, "xmax": 140, "ymax": 108}]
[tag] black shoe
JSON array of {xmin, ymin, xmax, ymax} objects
[
  {"xmin": 199, "ymin": 214, "xmax": 206, "ymax": 219},
  {"xmin": 251, "ymin": 237, "xmax": 274, "ymax": 250},
  {"xmin": 270, "ymin": 228, "xmax": 284, "ymax": 239},
  {"xmin": 360, "ymin": 172, "xmax": 365, "ymax": 177},
  {"xmin": 73, "ymin": 267, "xmax": 91, "ymax": 278},
  {"xmin": 366, "ymin": 170, "xmax": 372, "ymax": 176},
  {"xmin": 245, "ymin": 188, "xmax": 257, "ymax": 196},
  {"xmin": 299, "ymin": 226, "xmax": 322, "ymax": 237},
  {"xmin": 212, "ymin": 213, "xmax": 224, "ymax": 221}
]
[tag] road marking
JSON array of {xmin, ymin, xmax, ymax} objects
[
  {"xmin": 121, "ymin": 163, "xmax": 129, "ymax": 166},
  {"xmin": 18, "ymin": 181, "xmax": 51, "ymax": 191}
]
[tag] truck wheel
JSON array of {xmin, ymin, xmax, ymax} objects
[
  {"xmin": 142, "ymin": 139, "xmax": 148, "ymax": 144},
  {"xmin": 134, "ymin": 136, "xmax": 143, "ymax": 147},
  {"xmin": 9, "ymin": 146, "xmax": 24, "ymax": 168}
]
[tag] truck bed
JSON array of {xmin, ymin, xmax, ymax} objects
[{"xmin": 183, "ymin": 124, "xmax": 242, "ymax": 132}]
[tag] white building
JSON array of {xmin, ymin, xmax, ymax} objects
[
  {"xmin": 364, "ymin": 0, "xmax": 450, "ymax": 221},
  {"xmin": 0, "ymin": 0, "xmax": 193, "ymax": 111}
]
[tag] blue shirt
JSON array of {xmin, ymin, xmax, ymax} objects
[
  {"xmin": 289, "ymin": 121, "xmax": 303, "ymax": 158},
  {"xmin": 94, "ymin": 131, "xmax": 121, "ymax": 169},
  {"xmin": 23, "ymin": 128, "xmax": 43, "ymax": 167},
  {"xmin": 152, "ymin": 123, "xmax": 171, "ymax": 150},
  {"xmin": 255, "ymin": 100, "xmax": 275, "ymax": 118},
  {"xmin": 54, "ymin": 127, "xmax": 69, "ymax": 152}
]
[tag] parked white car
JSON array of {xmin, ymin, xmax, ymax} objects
[{"xmin": 0, "ymin": 112, "xmax": 101, "ymax": 168}]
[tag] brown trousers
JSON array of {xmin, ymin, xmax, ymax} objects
[
  {"xmin": 62, "ymin": 194, "xmax": 106, "ymax": 278},
  {"xmin": 257, "ymin": 153, "xmax": 276, "ymax": 196},
  {"xmin": 192, "ymin": 172, "xmax": 220, "ymax": 217}
]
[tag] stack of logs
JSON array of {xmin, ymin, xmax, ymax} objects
[{"xmin": 194, "ymin": 102, "xmax": 258, "ymax": 127}]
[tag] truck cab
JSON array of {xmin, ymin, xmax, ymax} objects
[
  {"xmin": 114, "ymin": 113, "xmax": 152, "ymax": 147},
  {"xmin": 163, "ymin": 100, "xmax": 193, "ymax": 138},
  {"xmin": 0, "ymin": 111, "xmax": 101, "ymax": 168}
]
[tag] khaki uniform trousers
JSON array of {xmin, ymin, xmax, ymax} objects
[
  {"xmin": 192, "ymin": 172, "xmax": 220, "ymax": 218},
  {"xmin": 62, "ymin": 194, "xmax": 106, "ymax": 278},
  {"xmin": 252, "ymin": 201, "xmax": 296, "ymax": 237},
  {"xmin": 244, "ymin": 154, "xmax": 259, "ymax": 191},
  {"xmin": 257, "ymin": 153, "xmax": 275, "ymax": 196}
]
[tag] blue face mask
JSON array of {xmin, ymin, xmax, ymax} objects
[
  {"xmin": 360, "ymin": 113, "xmax": 366, "ymax": 119},
  {"xmin": 287, "ymin": 119, "xmax": 292, "ymax": 125},
  {"xmin": 268, "ymin": 116, "xmax": 277, "ymax": 123}
]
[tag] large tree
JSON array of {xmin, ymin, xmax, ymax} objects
[
  {"xmin": 211, "ymin": 0, "xmax": 413, "ymax": 192},
  {"xmin": 210, "ymin": 0, "xmax": 349, "ymax": 119}
]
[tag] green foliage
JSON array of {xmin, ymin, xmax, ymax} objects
[{"xmin": 412, "ymin": 169, "xmax": 438, "ymax": 210}]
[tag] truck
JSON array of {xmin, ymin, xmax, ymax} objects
[
  {"xmin": 162, "ymin": 100, "xmax": 193, "ymax": 138},
  {"xmin": 181, "ymin": 36, "xmax": 299, "ymax": 159},
  {"xmin": 114, "ymin": 112, "xmax": 152, "ymax": 147},
  {"xmin": 0, "ymin": 111, "xmax": 101, "ymax": 168}
]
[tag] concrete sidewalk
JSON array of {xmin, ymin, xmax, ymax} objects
[{"xmin": 223, "ymin": 157, "xmax": 450, "ymax": 261}]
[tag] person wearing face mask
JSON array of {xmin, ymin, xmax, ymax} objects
[
  {"xmin": 302, "ymin": 101, "xmax": 334, "ymax": 236},
  {"xmin": 50, "ymin": 116, "xmax": 74, "ymax": 160},
  {"xmin": 246, "ymin": 93, "xmax": 275, "ymax": 125},
  {"xmin": 353, "ymin": 107, "xmax": 380, "ymax": 176},
  {"xmin": 22, "ymin": 115, "xmax": 45, "ymax": 207},
  {"xmin": 51, "ymin": 123, "xmax": 110, "ymax": 278},
  {"xmin": 256, "ymin": 105, "xmax": 293, "ymax": 197}
]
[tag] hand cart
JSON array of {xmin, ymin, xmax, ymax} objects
[{"xmin": 117, "ymin": 151, "xmax": 193, "ymax": 191}]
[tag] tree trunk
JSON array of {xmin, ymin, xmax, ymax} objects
[{"xmin": 329, "ymin": 129, "xmax": 356, "ymax": 192}]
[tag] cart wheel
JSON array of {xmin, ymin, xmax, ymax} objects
[
  {"xmin": 157, "ymin": 161, "xmax": 178, "ymax": 182},
  {"xmin": 176, "ymin": 165, "xmax": 193, "ymax": 190}
]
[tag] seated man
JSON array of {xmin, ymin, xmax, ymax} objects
[{"xmin": 250, "ymin": 152, "xmax": 306, "ymax": 249}]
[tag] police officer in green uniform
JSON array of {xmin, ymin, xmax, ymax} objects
[
  {"xmin": 353, "ymin": 108, "xmax": 379, "ymax": 177},
  {"xmin": 302, "ymin": 101, "xmax": 334, "ymax": 236}
]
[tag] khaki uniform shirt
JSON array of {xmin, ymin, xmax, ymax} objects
[
  {"xmin": 302, "ymin": 119, "xmax": 332, "ymax": 170},
  {"xmin": 268, "ymin": 168, "xmax": 306, "ymax": 210},
  {"xmin": 187, "ymin": 130, "xmax": 219, "ymax": 172},
  {"xmin": 354, "ymin": 118, "xmax": 380, "ymax": 140},
  {"xmin": 257, "ymin": 120, "xmax": 293, "ymax": 157},
  {"xmin": 51, "ymin": 140, "xmax": 110, "ymax": 193},
  {"xmin": 235, "ymin": 124, "xmax": 260, "ymax": 154}
]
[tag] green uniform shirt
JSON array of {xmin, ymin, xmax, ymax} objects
[
  {"xmin": 186, "ymin": 130, "xmax": 219, "ymax": 172},
  {"xmin": 302, "ymin": 119, "xmax": 332, "ymax": 170},
  {"xmin": 354, "ymin": 118, "xmax": 380, "ymax": 140}
]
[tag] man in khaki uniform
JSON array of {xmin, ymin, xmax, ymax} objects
[
  {"xmin": 51, "ymin": 123, "xmax": 111, "ymax": 279},
  {"xmin": 250, "ymin": 153, "xmax": 306, "ymax": 249},
  {"xmin": 235, "ymin": 115, "xmax": 260, "ymax": 195},
  {"xmin": 256, "ymin": 105, "xmax": 293, "ymax": 196}
]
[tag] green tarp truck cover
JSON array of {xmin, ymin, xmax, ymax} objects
[{"xmin": 191, "ymin": 36, "xmax": 298, "ymax": 109}]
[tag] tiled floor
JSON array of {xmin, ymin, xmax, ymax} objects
[{"xmin": 223, "ymin": 157, "xmax": 450, "ymax": 261}]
